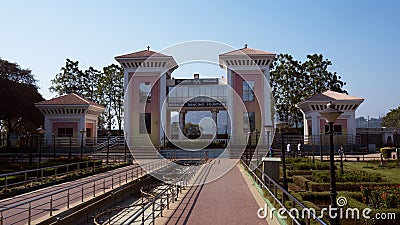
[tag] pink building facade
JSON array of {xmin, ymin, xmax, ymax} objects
[
  {"xmin": 116, "ymin": 46, "xmax": 276, "ymax": 157},
  {"xmin": 296, "ymin": 90, "xmax": 364, "ymax": 144},
  {"xmin": 35, "ymin": 93, "xmax": 105, "ymax": 142}
]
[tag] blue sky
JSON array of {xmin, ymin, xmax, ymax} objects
[{"xmin": 1, "ymin": 0, "xmax": 399, "ymax": 118}]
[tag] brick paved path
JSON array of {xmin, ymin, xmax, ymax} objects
[{"xmin": 163, "ymin": 159, "xmax": 267, "ymax": 225}]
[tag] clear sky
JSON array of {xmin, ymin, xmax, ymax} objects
[{"xmin": 1, "ymin": 0, "xmax": 399, "ymax": 118}]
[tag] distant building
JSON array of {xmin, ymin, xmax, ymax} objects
[
  {"xmin": 35, "ymin": 93, "xmax": 105, "ymax": 141},
  {"xmin": 356, "ymin": 116, "xmax": 382, "ymax": 128},
  {"xmin": 296, "ymin": 90, "xmax": 364, "ymax": 144}
]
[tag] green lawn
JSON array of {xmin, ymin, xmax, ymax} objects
[{"xmin": 341, "ymin": 160, "xmax": 400, "ymax": 183}]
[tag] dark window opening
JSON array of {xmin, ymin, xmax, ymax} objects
[{"xmin": 139, "ymin": 113, "xmax": 151, "ymax": 134}]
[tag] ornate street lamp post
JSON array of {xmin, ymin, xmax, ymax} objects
[
  {"xmin": 79, "ymin": 129, "xmax": 86, "ymax": 160},
  {"xmin": 320, "ymin": 102, "xmax": 343, "ymax": 225},
  {"xmin": 276, "ymin": 120, "xmax": 288, "ymax": 202},
  {"xmin": 36, "ymin": 126, "xmax": 45, "ymax": 166}
]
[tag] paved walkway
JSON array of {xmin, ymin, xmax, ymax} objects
[
  {"xmin": 0, "ymin": 160, "xmax": 164, "ymax": 225},
  {"xmin": 159, "ymin": 159, "xmax": 267, "ymax": 225}
]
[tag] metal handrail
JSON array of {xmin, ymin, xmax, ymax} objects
[
  {"xmin": 0, "ymin": 157, "xmax": 124, "ymax": 191},
  {"xmin": 93, "ymin": 165, "xmax": 197, "ymax": 225},
  {"xmin": 0, "ymin": 159, "xmax": 170, "ymax": 225},
  {"xmin": 241, "ymin": 159, "xmax": 327, "ymax": 225}
]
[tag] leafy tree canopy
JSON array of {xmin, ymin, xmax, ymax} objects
[
  {"xmin": 270, "ymin": 53, "xmax": 347, "ymax": 127},
  {"xmin": 382, "ymin": 107, "xmax": 400, "ymax": 128},
  {"xmin": 50, "ymin": 59, "xmax": 124, "ymax": 132},
  {"xmin": 0, "ymin": 58, "xmax": 37, "ymax": 86}
]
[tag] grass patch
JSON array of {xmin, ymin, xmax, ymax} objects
[{"xmin": 342, "ymin": 161, "xmax": 400, "ymax": 183}]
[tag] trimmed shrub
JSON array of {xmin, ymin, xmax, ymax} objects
[
  {"xmin": 293, "ymin": 175, "xmax": 310, "ymax": 190},
  {"xmin": 380, "ymin": 147, "xmax": 395, "ymax": 159},
  {"xmin": 312, "ymin": 170, "xmax": 383, "ymax": 183},
  {"xmin": 289, "ymin": 161, "xmax": 331, "ymax": 170},
  {"xmin": 287, "ymin": 170, "xmax": 312, "ymax": 177}
]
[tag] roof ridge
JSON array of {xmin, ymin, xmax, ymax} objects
[{"xmin": 72, "ymin": 93, "xmax": 90, "ymax": 104}]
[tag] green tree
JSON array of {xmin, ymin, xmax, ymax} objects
[
  {"xmin": 270, "ymin": 53, "xmax": 347, "ymax": 127},
  {"xmin": 0, "ymin": 58, "xmax": 37, "ymax": 86},
  {"xmin": 100, "ymin": 64, "xmax": 124, "ymax": 132},
  {"xmin": 50, "ymin": 60, "xmax": 124, "ymax": 132},
  {"xmin": 303, "ymin": 54, "xmax": 347, "ymax": 96},
  {"xmin": 270, "ymin": 54, "xmax": 306, "ymax": 127},
  {"xmin": 0, "ymin": 59, "xmax": 43, "ymax": 147},
  {"xmin": 82, "ymin": 66, "xmax": 103, "ymax": 102},
  {"xmin": 382, "ymin": 107, "xmax": 400, "ymax": 128},
  {"xmin": 0, "ymin": 79, "xmax": 44, "ymax": 147},
  {"xmin": 50, "ymin": 59, "xmax": 85, "ymax": 95}
]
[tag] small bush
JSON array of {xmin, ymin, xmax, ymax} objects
[
  {"xmin": 292, "ymin": 175, "xmax": 310, "ymax": 190},
  {"xmin": 361, "ymin": 184, "xmax": 400, "ymax": 209},
  {"xmin": 289, "ymin": 161, "xmax": 331, "ymax": 170},
  {"xmin": 287, "ymin": 170, "xmax": 312, "ymax": 176},
  {"xmin": 380, "ymin": 147, "xmax": 395, "ymax": 159},
  {"xmin": 312, "ymin": 170, "xmax": 383, "ymax": 183}
]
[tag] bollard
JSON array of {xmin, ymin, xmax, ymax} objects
[
  {"xmin": 167, "ymin": 193, "xmax": 170, "ymax": 209},
  {"xmin": 67, "ymin": 189, "xmax": 70, "ymax": 208},
  {"xmin": 50, "ymin": 195, "xmax": 53, "ymax": 216},
  {"xmin": 28, "ymin": 203, "xmax": 31, "ymax": 225},
  {"xmin": 81, "ymin": 184, "xmax": 84, "ymax": 202},
  {"xmin": 4, "ymin": 176, "xmax": 7, "ymax": 191},
  {"xmin": 93, "ymin": 181, "xmax": 96, "ymax": 197},
  {"xmin": 152, "ymin": 201, "xmax": 155, "ymax": 223}
]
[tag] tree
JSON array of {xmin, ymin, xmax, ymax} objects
[
  {"xmin": 382, "ymin": 107, "xmax": 400, "ymax": 128},
  {"xmin": 100, "ymin": 64, "xmax": 124, "ymax": 133},
  {"xmin": 270, "ymin": 53, "xmax": 347, "ymax": 127},
  {"xmin": 82, "ymin": 66, "xmax": 103, "ymax": 103},
  {"xmin": 50, "ymin": 60, "xmax": 124, "ymax": 132},
  {"xmin": 0, "ymin": 58, "xmax": 37, "ymax": 86},
  {"xmin": 0, "ymin": 59, "xmax": 43, "ymax": 147},
  {"xmin": 50, "ymin": 59, "xmax": 85, "ymax": 95},
  {"xmin": 270, "ymin": 54, "xmax": 307, "ymax": 127},
  {"xmin": 0, "ymin": 78, "xmax": 44, "ymax": 147},
  {"xmin": 303, "ymin": 54, "xmax": 347, "ymax": 96}
]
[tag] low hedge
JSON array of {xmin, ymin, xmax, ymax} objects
[
  {"xmin": 287, "ymin": 170, "xmax": 312, "ymax": 176},
  {"xmin": 312, "ymin": 170, "xmax": 383, "ymax": 183},
  {"xmin": 288, "ymin": 161, "xmax": 331, "ymax": 170},
  {"xmin": 293, "ymin": 175, "xmax": 310, "ymax": 190},
  {"xmin": 309, "ymin": 182, "xmax": 400, "ymax": 192}
]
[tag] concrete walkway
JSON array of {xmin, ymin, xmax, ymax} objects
[
  {"xmin": 159, "ymin": 159, "xmax": 267, "ymax": 225},
  {"xmin": 0, "ymin": 161, "xmax": 163, "ymax": 225}
]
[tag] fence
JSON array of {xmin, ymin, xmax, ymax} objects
[
  {"xmin": 0, "ymin": 158, "xmax": 125, "ymax": 191},
  {"xmin": 0, "ymin": 160, "xmax": 170, "ymax": 225},
  {"xmin": 241, "ymin": 159, "xmax": 327, "ymax": 225},
  {"xmin": 93, "ymin": 165, "xmax": 197, "ymax": 225}
]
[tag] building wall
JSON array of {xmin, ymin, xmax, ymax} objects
[
  {"xmin": 52, "ymin": 122, "xmax": 79, "ymax": 137},
  {"xmin": 231, "ymin": 71, "xmax": 262, "ymax": 140},
  {"xmin": 127, "ymin": 72, "xmax": 161, "ymax": 146}
]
